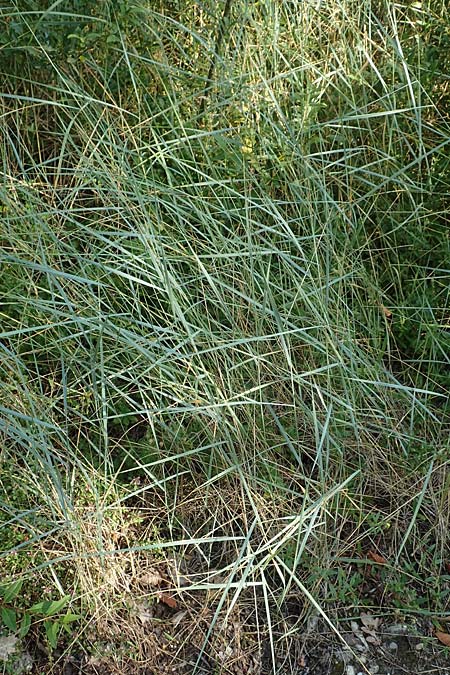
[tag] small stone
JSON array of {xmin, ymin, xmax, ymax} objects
[
  {"xmin": 346, "ymin": 666, "xmax": 356, "ymax": 675},
  {"xmin": 358, "ymin": 634, "xmax": 370, "ymax": 648},
  {"xmin": 307, "ymin": 615, "xmax": 319, "ymax": 632},
  {"xmin": 385, "ymin": 623, "xmax": 409, "ymax": 635},
  {"xmin": 355, "ymin": 643, "xmax": 367, "ymax": 652},
  {"xmin": 0, "ymin": 635, "xmax": 18, "ymax": 661},
  {"xmin": 12, "ymin": 652, "xmax": 34, "ymax": 674},
  {"xmin": 388, "ymin": 641, "xmax": 398, "ymax": 651},
  {"xmin": 415, "ymin": 642, "xmax": 425, "ymax": 651},
  {"xmin": 339, "ymin": 648, "xmax": 353, "ymax": 664},
  {"xmin": 351, "ymin": 621, "xmax": 360, "ymax": 633},
  {"xmin": 369, "ymin": 665, "xmax": 380, "ymax": 674}
]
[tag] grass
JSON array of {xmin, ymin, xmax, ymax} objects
[{"xmin": 0, "ymin": 0, "xmax": 449, "ymax": 672}]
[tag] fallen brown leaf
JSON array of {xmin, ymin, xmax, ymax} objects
[
  {"xmin": 139, "ymin": 568, "xmax": 163, "ymax": 587},
  {"xmin": 360, "ymin": 612, "xmax": 381, "ymax": 630},
  {"xmin": 436, "ymin": 630, "xmax": 450, "ymax": 647},
  {"xmin": 136, "ymin": 603, "xmax": 154, "ymax": 624},
  {"xmin": 158, "ymin": 592, "xmax": 177, "ymax": 609},
  {"xmin": 367, "ymin": 550, "xmax": 387, "ymax": 565},
  {"xmin": 366, "ymin": 635, "xmax": 381, "ymax": 646},
  {"xmin": 171, "ymin": 610, "xmax": 188, "ymax": 627},
  {"xmin": 359, "ymin": 613, "xmax": 382, "ymax": 646}
]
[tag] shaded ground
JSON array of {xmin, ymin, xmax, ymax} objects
[
  {"xmin": 299, "ymin": 621, "xmax": 450, "ymax": 675},
  {"xmin": 2, "ymin": 502, "xmax": 450, "ymax": 675},
  {"xmin": 4, "ymin": 607, "xmax": 450, "ymax": 675}
]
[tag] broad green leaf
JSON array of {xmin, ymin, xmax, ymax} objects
[
  {"xmin": 1, "ymin": 607, "xmax": 17, "ymax": 632},
  {"xmin": 44, "ymin": 620, "xmax": 60, "ymax": 650},
  {"xmin": 28, "ymin": 601, "xmax": 47, "ymax": 614},
  {"xmin": 1, "ymin": 579, "xmax": 23, "ymax": 603},
  {"xmin": 19, "ymin": 613, "xmax": 31, "ymax": 638},
  {"xmin": 29, "ymin": 596, "xmax": 69, "ymax": 617}
]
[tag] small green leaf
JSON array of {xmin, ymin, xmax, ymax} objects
[
  {"xmin": 44, "ymin": 620, "xmax": 60, "ymax": 650},
  {"xmin": 1, "ymin": 579, "xmax": 23, "ymax": 602},
  {"xmin": 61, "ymin": 612, "xmax": 82, "ymax": 624},
  {"xmin": 19, "ymin": 613, "xmax": 31, "ymax": 638},
  {"xmin": 28, "ymin": 601, "xmax": 46, "ymax": 614},
  {"xmin": 29, "ymin": 596, "xmax": 69, "ymax": 617},
  {"xmin": 1, "ymin": 607, "xmax": 17, "ymax": 631}
]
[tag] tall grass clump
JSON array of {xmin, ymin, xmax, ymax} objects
[{"xmin": 1, "ymin": 0, "xmax": 449, "ymax": 671}]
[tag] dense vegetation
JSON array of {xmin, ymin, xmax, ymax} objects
[{"xmin": 1, "ymin": 1, "xmax": 449, "ymax": 672}]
